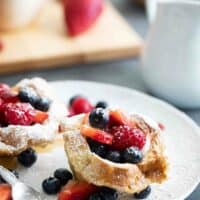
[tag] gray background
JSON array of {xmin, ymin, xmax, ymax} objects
[{"xmin": 0, "ymin": 0, "xmax": 199, "ymax": 199}]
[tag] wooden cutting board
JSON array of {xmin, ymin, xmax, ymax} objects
[{"xmin": 0, "ymin": 1, "xmax": 143, "ymax": 74}]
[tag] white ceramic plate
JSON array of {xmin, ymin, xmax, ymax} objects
[{"xmin": 18, "ymin": 81, "xmax": 200, "ymax": 200}]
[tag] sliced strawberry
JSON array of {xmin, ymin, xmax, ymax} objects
[
  {"xmin": 63, "ymin": 0, "xmax": 104, "ymax": 36},
  {"xmin": 58, "ymin": 181, "xmax": 97, "ymax": 200},
  {"xmin": 0, "ymin": 184, "xmax": 12, "ymax": 200},
  {"xmin": 33, "ymin": 111, "xmax": 48, "ymax": 124},
  {"xmin": 81, "ymin": 125, "xmax": 113, "ymax": 145},
  {"xmin": 109, "ymin": 110, "xmax": 136, "ymax": 127}
]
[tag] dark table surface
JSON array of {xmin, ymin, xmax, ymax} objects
[{"xmin": 0, "ymin": 0, "xmax": 199, "ymax": 199}]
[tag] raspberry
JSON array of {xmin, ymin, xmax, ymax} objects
[
  {"xmin": 71, "ymin": 97, "xmax": 93, "ymax": 115},
  {"xmin": 110, "ymin": 125, "xmax": 146, "ymax": 150},
  {"xmin": 2, "ymin": 103, "xmax": 36, "ymax": 126}
]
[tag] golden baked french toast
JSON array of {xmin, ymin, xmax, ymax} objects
[{"xmin": 62, "ymin": 109, "xmax": 168, "ymax": 194}]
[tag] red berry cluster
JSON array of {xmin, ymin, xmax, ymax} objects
[
  {"xmin": 0, "ymin": 83, "xmax": 48, "ymax": 126},
  {"xmin": 82, "ymin": 109, "xmax": 146, "ymax": 151},
  {"xmin": 110, "ymin": 125, "xmax": 146, "ymax": 150}
]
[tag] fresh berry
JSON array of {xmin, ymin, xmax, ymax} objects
[
  {"xmin": 109, "ymin": 110, "xmax": 135, "ymax": 127},
  {"xmin": 33, "ymin": 110, "xmax": 48, "ymax": 124},
  {"xmin": 122, "ymin": 147, "xmax": 143, "ymax": 164},
  {"xmin": 54, "ymin": 168, "xmax": 73, "ymax": 185},
  {"xmin": 88, "ymin": 193, "xmax": 102, "ymax": 200},
  {"xmin": 69, "ymin": 95, "xmax": 81, "ymax": 106},
  {"xmin": 87, "ymin": 139, "xmax": 108, "ymax": 157},
  {"xmin": 0, "ymin": 184, "xmax": 12, "ymax": 200},
  {"xmin": 34, "ymin": 98, "xmax": 51, "ymax": 112},
  {"xmin": 2, "ymin": 103, "xmax": 36, "ymax": 126},
  {"xmin": 134, "ymin": 186, "xmax": 151, "ymax": 199},
  {"xmin": 70, "ymin": 97, "xmax": 93, "ymax": 115},
  {"xmin": 110, "ymin": 125, "xmax": 146, "ymax": 150},
  {"xmin": 95, "ymin": 101, "xmax": 108, "ymax": 109},
  {"xmin": 63, "ymin": 0, "xmax": 104, "ymax": 36},
  {"xmin": 81, "ymin": 125, "xmax": 113, "ymax": 145},
  {"xmin": 89, "ymin": 108, "xmax": 109, "ymax": 129},
  {"xmin": 42, "ymin": 177, "xmax": 61, "ymax": 195},
  {"xmin": 18, "ymin": 87, "xmax": 39, "ymax": 107},
  {"xmin": 17, "ymin": 148, "xmax": 37, "ymax": 167},
  {"xmin": 58, "ymin": 181, "xmax": 97, "ymax": 200},
  {"xmin": 105, "ymin": 150, "xmax": 121, "ymax": 163},
  {"xmin": 90, "ymin": 187, "xmax": 118, "ymax": 200}
]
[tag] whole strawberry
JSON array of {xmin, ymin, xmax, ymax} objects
[{"xmin": 63, "ymin": 0, "xmax": 104, "ymax": 36}]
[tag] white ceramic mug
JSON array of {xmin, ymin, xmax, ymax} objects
[
  {"xmin": 141, "ymin": 0, "xmax": 200, "ymax": 108},
  {"xmin": 0, "ymin": 0, "xmax": 48, "ymax": 31}
]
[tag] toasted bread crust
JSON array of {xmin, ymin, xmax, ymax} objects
[{"xmin": 63, "ymin": 114, "xmax": 168, "ymax": 193}]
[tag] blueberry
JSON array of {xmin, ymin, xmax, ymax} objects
[
  {"xmin": 122, "ymin": 147, "xmax": 143, "ymax": 164},
  {"xmin": 95, "ymin": 101, "xmax": 108, "ymax": 109},
  {"xmin": 134, "ymin": 186, "xmax": 151, "ymax": 199},
  {"xmin": 89, "ymin": 108, "xmax": 109, "ymax": 129},
  {"xmin": 34, "ymin": 98, "xmax": 51, "ymax": 112},
  {"xmin": 89, "ymin": 192, "xmax": 102, "ymax": 200},
  {"xmin": 89, "ymin": 187, "xmax": 118, "ymax": 200},
  {"xmin": 17, "ymin": 148, "xmax": 37, "ymax": 167},
  {"xmin": 87, "ymin": 139, "xmax": 108, "ymax": 157},
  {"xmin": 69, "ymin": 95, "xmax": 82, "ymax": 106},
  {"xmin": 18, "ymin": 87, "xmax": 39, "ymax": 107},
  {"xmin": 54, "ymin": 168, "xmax": 73, "ymax": 185},
  {"xmin": 99, "ymin": 187, "xmax": 118, "ymax": 200},
  {"xmin": 105, "ymin": 150, "xmax": 121, "ymax": 163},
  {"xmin": 42, "ymin": 177, "xmax": 61, "ymax": 194}
]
